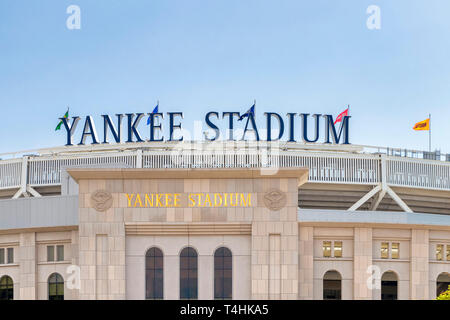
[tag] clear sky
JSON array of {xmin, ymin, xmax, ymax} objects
[{"xmin": 1, "ymin": 0, "xmax": 449, "ymax": 155}]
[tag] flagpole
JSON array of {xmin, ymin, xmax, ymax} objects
[
  {"xmin": 429, "ymin": 113, "xmax": 431, "ymax": 152},
  {"xmin": 156, "ymin": 100, "xmax": 160, "ymax": 140}
]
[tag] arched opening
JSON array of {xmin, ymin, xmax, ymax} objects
[
  {"xmin": 180, "ymin": 247, "xmax": 198, "ymax": 300},
  {"xmin": 323, "ymin": 270, "xmax": 341, "ymax": 300},
  {"xmin": 214, "ymin": 247, "xmax": 232, "ymax": 300},
  {"xmin": 437, "ymin": 273, "xmax": 450, "ymax": 297},
  {"xmin": 145, "ymin": 247, "xmax": 163, "ymax": 300},
  {"xmin": 48, "ymin": 273, "xmax": 64, "ymax": 300},
  {"xmin": 381, "ymin": 271, "xmax": 398, "ymax": 300},
  {"xmin": 0, "ymin": 276, "xmax": 13, "ymax": 300}
]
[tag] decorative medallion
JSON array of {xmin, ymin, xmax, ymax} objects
[
  {"xmin": 90, "ymin": 190, "xmax": 113, "ymax": 212},
  {"xmin": 263, "ymin": 189, "xmax": 287, "ymax": 211}
]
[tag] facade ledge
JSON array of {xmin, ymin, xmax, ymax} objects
[
  {"xmin": 298, "ymin": 209, "xmax": 450, "ymax": 229},
  {"xmin": 372, "ymin": 259, "xmax": 410, "ymax": 263},
  {"xmin": 313, "ymin": 257, "xmax": 353, "ymax": 262},
  {"xmin": 0, "ymin": 263, "xmax": 19, "ymax": 268},
  {"xmin": 37, "ymin": 261, "xmax": 71, "ymax": 266}
]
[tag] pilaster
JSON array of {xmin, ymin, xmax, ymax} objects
[
  {"xmin": 19, "ymin": 232, "xmax": 36, "ymax": 299},
  {"xmin": 353, "ymin": 227, "xmax": 372, "ymax": 300},
  {"xmin": 410, "ymin": 229, "xmax": 429, "ymax": 299}
]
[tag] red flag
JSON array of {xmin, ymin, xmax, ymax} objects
[{"xmin": 334, "ymin": 108, "xmax": 349, "ymax": 124}]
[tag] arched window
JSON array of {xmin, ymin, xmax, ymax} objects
[
  {"xmin": 48, "ymin": 273, "xmax": 64, "ymax": 300},
  {"xmin": 381, "ymin": 271, "xmax": 398, "ymax": 300},
  {"xmin": 323, "ymin": 270, "xmax": 341, "ymax": 300},
  {"xmin": 214, "ymin": 247, "xmax": 232, "ymax": 300},
  {"xmin": 180, "ymin": 247, "xmax": 198, "ymax": 300},
  {"xmin": 146, "ymin": 247, "xmax": 163, "ymax": 300},
  {"xmin": 437, "ymin": 273, "xmax": 450, "ymax": 297},
  {"xmin": 0, "ymin": 276, "xmax": 13, "ymax": 300}
]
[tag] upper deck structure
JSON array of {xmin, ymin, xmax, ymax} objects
[{"xmin": 1, "ymin": 141, "xmax": 449, "ymax": 214}]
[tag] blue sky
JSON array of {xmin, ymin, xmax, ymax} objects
[{"xmin": 0, "ymin": 0, "xmax": 449, "ymax": 154}]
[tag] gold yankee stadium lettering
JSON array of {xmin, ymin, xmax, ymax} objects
[{"xmin": 125, "ymin": 193, "xmax": 252, "ymax": 208}]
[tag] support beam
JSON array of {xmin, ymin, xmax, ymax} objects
[
  {"xmin": 12, "ymin": 188, "xmax": 22, "ymax": 199},
  {"xmin": 348, "ymin": 185, "xmax": 381, "ymax": 211},
  {"xmin": 386, "ymin": 186, "xmax": 413, "ymax": 213},
  {"xmin": 356, "ymin": 154, "xmax": 413, "ymax": 213},
  {"xmin": 26, "ymin": 186, "xmax": 41, "ymax": 198},
  {"xmin": 12, "ymin": 156, "xmax": 29, "ymax": 199},
  {"xmin": 136, "ymin": 149, "xmax": 143, "ymax": 168},
  {"xmin": 20, "ymin": 156, "xmax": 28, "ymax": 190},
  {"xmin": 370, "ymin": 189, "xmax": 386, "ymax": 211},
  {"xmin": 10, "ymin": 156, "xmax": 42, "ymax": 199}
]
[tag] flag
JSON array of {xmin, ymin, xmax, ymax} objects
[
  {"xmin": 55, "ymin": 109, "xmax": 69, "ymax": 131},
  {"xmin": 413, "ymin": 118, "xmax": 430, "ymax": 131},
  {"xmin": 238, "ymin": 103, "xmax": 255, "ymax": 121},
  {"xmin": 147, "ymin": 103, "xmax": 159, "ymax": 125},
  {"xmin": 334, "ymin": 107, "xmax": 349, "ymax": 125}
]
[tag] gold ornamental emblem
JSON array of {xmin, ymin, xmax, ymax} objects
[
  {"xmin": 263, "ymin": 189, "xmax": 287, "ymax": 211},
  {"xmin": 90, "ymin": 190, "xmax": 113, "ymax": 212}
]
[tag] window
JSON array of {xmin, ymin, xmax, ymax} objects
[
  {"xmin": 145, "ymin": 247, "xmax": 163, "ymax": 300},
  {"xmin": 391, "ymin": 243, "xmax": 399, "ymax": 259},
  {"xmin": 47, "ymin": 245, "xmax": 64, "ymax": 262},
  {"xmin": 180, "ymin": 247, "xmax": 198, "ymax": 300},
  {"xmin": 6, "ymin": 248, "xmax": 13, "ymax": 264},
  {"xmin": 214, "ymin": 247, "xmax": 232, "ymax": 300},
  {"xmin": 436, "ymin": 244, "xmax": 444, "ymax": 261},
  {"xmin": 57, "ymin": 245, "xmax": 64, "ymax": 261},
  {"xmin": 47, "ymin": 246, "xmax": 55, "ymax": 262},
  {"xmin": 0, "ymin": 248, "xmax": 13, "ymax": 264},
  {"xmin": 323, "ymin": 241, "xmax": 343, "ymax": 258},
  {"xmin": 447, "ymin": 245, "xmax": 450, "ymax": 261},
  {"xmin": 334, "ymin": 241, "xmax": 342, "ymax": 258},
  {"xmin": 381, "ymin": 242, "xmax": 389, "ymax": 259},
  {"xmin": 380, "ymin": 242, "xmax": 401, "ymax": 259},
  {"xmin": 48, "ymin": 273, "xmax": 64, "ymax": 300},
  {"xmin": 323, "ymin": 241, "xmax": 332, "ymax": 258},
  {"xmin": 323, "ymin": 270, "xmax": 342, "ymax": 300},
  {"xmin": 0, "ymin": 276, "xmax": 13, "ymax": 300}
]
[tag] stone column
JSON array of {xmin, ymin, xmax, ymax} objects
[
  {"xmin": 353, "ymin": 227, "xmax": 372, "ymax": 300},
  {"xmin": 410, "ymin": 229, "xmax": 429, "ymax": 300},
  {"xmin": 68, "ymin": 230, "xmax": 79, "ymax": 300},
  {"xmin": 298, "ymin": 226, "xmax": 313, "ymax": 299},
  {"xmin": 19, "ymin": 232, "xmax": 36, "ymax": 299},
  {"xmin": 78, "ymin": 180, "xmax": 126, "ymax": 300},
  {"xmin": 198, "ymin": 253, "xmax": 214, "ymax": 300},
  {"xmin": 251, "ymin": 177, "xmax": 298, "ymax": 300}
]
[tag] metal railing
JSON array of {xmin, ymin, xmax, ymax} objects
[
  {"xmin": 360, "ymin": 145, "xmax": 449, "ymax": 162},
  {"xmin": 142, "ymin": 151, "xmax": 380, "ymax": 184},
  {"xmin": 386, "ymin": 157, "xmax": 450, "ymax": 190},
  {"xmin": 0, "ymin": 159, "xmax": 22, "ymax": 189},
  {"xmin": 0, "ymin": 144, "xmax": 449, "ymax": 193},
  {"xmin": 27, "ymin": 152, "xmax": 137, "ymax": 187}
]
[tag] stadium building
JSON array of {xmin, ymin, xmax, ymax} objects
[{"xmin": 0, "ymin": 141, "xmax": 449, "ymax": 300}]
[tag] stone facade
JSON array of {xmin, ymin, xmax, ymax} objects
[
  {"xmin": 0, "ymin": 168, "xmax": 449, "ymax": 300},
  {"xmin": 72, "ymin": 168, "xmax": 306, "ymax": 300}
]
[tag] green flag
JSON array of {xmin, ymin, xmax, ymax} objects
[{"xmin": 55, "ymin": 109, "xmax": 69, "ymax": 131}]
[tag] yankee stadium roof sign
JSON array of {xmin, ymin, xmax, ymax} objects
[{"xmin": 57, "ymin": 110, "xmax": 350, "ymax": 146}]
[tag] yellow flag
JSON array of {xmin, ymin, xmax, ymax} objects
[{"xmin": 413, "ymin": 118, "xmax": 430, "ymax": 131}]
